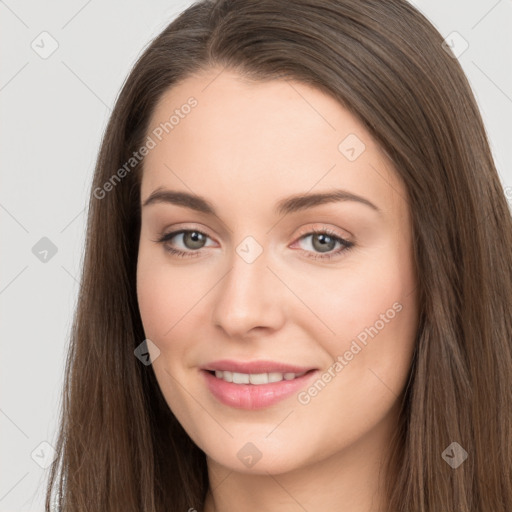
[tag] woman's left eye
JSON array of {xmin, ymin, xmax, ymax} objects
[
  {"xmin": 294, "ymin": 229, "xmax": 354, "ymax": 261},
  {"xmin": 154, "ymin": 227, "xmax": 354, "ymax": 261}
]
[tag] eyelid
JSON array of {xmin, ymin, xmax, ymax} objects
[
  {"xmin": 294, "ymin": 224, "xmax": 351, "ymax": 241},
  {"xmin": 154, "ymin": 225, "xmax": 216, "ymax": 248},
  {"xmin": 157, "ymin": 223, "xmax": 216, "ymax": 240}
]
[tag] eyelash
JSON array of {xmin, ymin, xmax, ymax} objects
[{"xmin": 154, "ymin": 226, "xmax": 354, "ymax": 262}]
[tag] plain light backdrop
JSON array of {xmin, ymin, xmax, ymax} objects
[{"xmin": 1, "ymin": 0, "xmax": 511, "ymax": 510}]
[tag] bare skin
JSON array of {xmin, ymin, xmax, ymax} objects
[{"xmin": 136, "ymin": 67, "xmax": 419, "ymax": 512}]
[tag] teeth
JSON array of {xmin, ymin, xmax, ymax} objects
[{"xmin": 213, "ymin": 370, "xmax": 307, "ymax": 385}]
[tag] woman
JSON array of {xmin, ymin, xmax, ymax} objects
[{"xmin": 46, "ymin": 0, "xmax": 512, "ymax": 510}]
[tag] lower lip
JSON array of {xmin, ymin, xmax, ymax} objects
[{"xmin": 201, "ymin": 369, "xmax": 318, "ymax": 410}]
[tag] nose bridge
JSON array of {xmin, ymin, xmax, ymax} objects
[{"xmin": 211, "ymin": 235, "xmax": 283, "ymax": 336}]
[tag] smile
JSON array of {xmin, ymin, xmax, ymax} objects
[
  {"xmin": 201, "ymin": 369, "xmax": 318, "ymax": 410},
  {"xmin": 211, "ymin": 370, "xmax": 308, "ymax": 384}
]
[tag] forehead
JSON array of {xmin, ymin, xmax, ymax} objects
[{"xmin": 141, "ymin": 68, "xmax": 408, "ymax": 223}]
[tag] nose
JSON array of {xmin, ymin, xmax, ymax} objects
[{"xmin": 211, "ymin": 242, "xmax": 286, "ymax": 339}]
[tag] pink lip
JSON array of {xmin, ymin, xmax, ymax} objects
[
  {"xmin": 200, "ymin": 366, "xmax": 319, "ymax": 410},
  {"xmin": 200, "ymin": 359, "xmax": 316, "ymax": 374}
]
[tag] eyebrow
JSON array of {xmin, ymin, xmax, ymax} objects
[{"xmin": 142, "ymin": 187, "xmax": 381, "ymax": 216}]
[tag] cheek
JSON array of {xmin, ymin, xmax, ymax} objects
[
  {"xmin": 136, "ymin": 245, "xmax": 182, "ymax": 345},
  {"xmin": 136, "ymin": 253, "xmax": 202, "ymax": 410},
  {"xmin": 136, "ymin": 242, "xmax": 203, "ymax": 339},
  {"xmin": 290, "ymin": 251, "xmax": 414, "ymax": 343},
  {"xmin": 294, "ymin": 245, "xmax": 417, "ymax": 390},
  {"xmin": 294, "ymin": 272, "xmax": 416, "ymax": 450},
  {"xmin": 136, "ymin": 246, "xmax": 218, "ymax": 389}
]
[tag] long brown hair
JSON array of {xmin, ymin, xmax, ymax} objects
[{"xmin": 46, "ymin": 0, "xmax": 512, "ymax": 510}]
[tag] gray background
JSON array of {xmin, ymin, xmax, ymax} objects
[{"xmin": 1, "ymin": 0, "xmax": 511, "ymax": 510}]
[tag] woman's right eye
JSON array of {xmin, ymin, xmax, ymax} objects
[{"xmin": 154, "ymin": 229, "xmax": 213, "ymax": 258}]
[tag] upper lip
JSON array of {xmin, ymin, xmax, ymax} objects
[{"xmin": 200, "ymin": 359, "xmax": 317, "ymax": 374}]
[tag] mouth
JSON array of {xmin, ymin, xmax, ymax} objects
[{"xmin": 201, "ymin": 368, "xmax": 319, "ymax": 410}]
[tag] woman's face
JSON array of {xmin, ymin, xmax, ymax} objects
[{"xmin": 136, "ymin": 67, "xmax": 418, "ymax": 475}]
